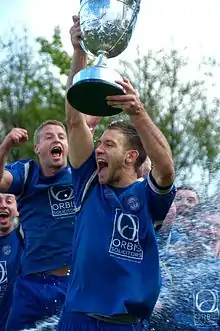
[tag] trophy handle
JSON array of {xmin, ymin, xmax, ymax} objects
[
  {"xmin": 79, "ymin": 39, "xmax": 95, "ymax": 57},
  {"xmin": 107, "ymin": 0, "xmax": 141, "ymax": 55},
  {"xmin": 77, "ymin": 9, "xmax": 95, "ymax": 58}
]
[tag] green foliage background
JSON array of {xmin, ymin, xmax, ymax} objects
[{"xmin": 1, "ymin": 27, "xmax": 220, "ymax": 194}]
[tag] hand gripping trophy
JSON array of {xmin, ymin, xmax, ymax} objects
[{"xmin": 67, "ymin": 0, "xmax": 141, "ymax": 116}]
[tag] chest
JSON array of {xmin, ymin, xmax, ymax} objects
[
  {"xmin": 18, "ymin": 172, "xmax": 75, "ymax": 223},
  {"xmin": 0, "ymin": 238, "xmax": 21, "ymax": 282}
]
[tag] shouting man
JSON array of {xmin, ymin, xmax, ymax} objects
[
  {"xmin": 0, "ymin": 193, "xmax": 22, "ymax": 331},
  {"xmin": 0, "ymin": 121, "xmax": 75, "ymax": 330},
  {"xmin": 57, "ymin": 16, "xmax": 176, "ymax": 331}
]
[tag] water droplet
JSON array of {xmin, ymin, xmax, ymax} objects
[{"xmin": 150, "ymin": 197, "xmax": 220, "ymax": 330}]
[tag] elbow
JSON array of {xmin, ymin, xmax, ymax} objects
[
  {"xmin": 164, "ymin": 168, "xmax": 175, "ymax": 186},
  {"xmin": 161, "ymin": 165, "xmax": 175, "ymax": 187},
  {"xmin": 163, "ymin": 158, "xmax": 175, "ymax": 182},
  {"xmin": 153, "ymin": 160, "xmax": 175, "ymax": 187}
]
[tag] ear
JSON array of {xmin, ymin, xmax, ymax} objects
[
  {"xmin": 124, "ymin": 150, "xmax": 139, "ymax": 167},
  {"xmin": 34, "ymin": 144, "xmax": 39, "ymax": 155}
]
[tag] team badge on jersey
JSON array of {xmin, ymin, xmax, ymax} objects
[
  {"xmin": 126, "ymin": 196, "xmax": 140, "ymax": 212},
  {"xmin": 2, "ymin": 245, "xmax": 11, "ymax": 256}
]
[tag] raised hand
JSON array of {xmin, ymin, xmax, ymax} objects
[
  {"xmin": 85, "ymin": 115, "xmax": 101, "ymax": 133},
  {"xmin": 70, "ymin": 15, "xmax": 83, "ymax": 51},
  {"xmin": 2, "ymin": 128, "xmax": 28, "ymax": 150},
  {"xmin": 106, "ymin": 78, "xmax": 143, "ymax": 115}
]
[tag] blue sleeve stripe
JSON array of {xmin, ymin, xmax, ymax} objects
[
  {"xmin": 75, "ymin": 170, "xmax": 98, "ymax": 213},
  {"xmin": 19, "ymin": 222, "xmax": 24, "ymax": 239},
  {"xmin": 146, "ymin": 172, "xmax": 174, "ymax": 195}
]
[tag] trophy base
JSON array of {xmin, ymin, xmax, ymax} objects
[{"xmin": 67, "ymin": 79, "xmax": 125, "ymax": 117}]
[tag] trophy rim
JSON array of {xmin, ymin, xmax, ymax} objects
[{"xmin": 67, "ymin": 79, "xmax": 125, "ymax": 117}]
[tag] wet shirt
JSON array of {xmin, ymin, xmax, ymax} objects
[
  {"xmin": 5, "ymin": 160, "xmax": 75, "ymax": 275},
  {"xmin": 150, "ymin": 258, "xmax": 220, "ymax": 331},
  {"xmin": 172, "ymin": 258, "xmax": 220, "ymax": 330},
  {"xmin": 65, "ymin": 152, "xmax": 176, "ymax": 320}
]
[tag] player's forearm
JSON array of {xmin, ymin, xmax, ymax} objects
[
  {"xmin": 66, "ymin": 50, "xmax": 94, "ymax": 168},
  {"xmin": 0, "ymin": 141, "xmax": 9, "ymax": 183},
  {"xmin": 130, "ymin": 108, "xmax": 175, "ymax": 186},
  {"xmin": 67, "ymin": 49, "xmax": 87, "ymax": 92},
  {"xmin": 0, "ymin": 141, "xmax": 12, "ymax": 192},
  {"xmin": 66, "ymin": 50, "xmax": 87, "ymax": 128}
]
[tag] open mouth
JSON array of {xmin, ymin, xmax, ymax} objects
[
  {"xmin": 97, "ymin": 159, "xmax": 108, "ymax": 173},
  {"xmin": 50, "ymin": 146, "xmax": 62, "ymax": 158},
  {"xmin": 0, "ymin": 211, "xmax": 9, "ymax": 224},
  {"xmin": 0, "ymin": 211, "xmax": 9, "ymax": 218}
]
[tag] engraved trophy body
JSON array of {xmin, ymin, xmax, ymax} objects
[{"xmin": 67, "ymin": 0, "xmax": 141, "ymax": 116}]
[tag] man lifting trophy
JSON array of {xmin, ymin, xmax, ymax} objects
[{"xmin": 67, "ymin": 0, "xmax": 142, "ymax": 116}]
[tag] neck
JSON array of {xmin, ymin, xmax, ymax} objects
[
  {"xmin": 110, "ymin": 169, "xmax": 138, "ymax": 188},
  {"xmin": 0, "ymin": 227, "xmax": 13, "ymax": 236},
  {"xmin": 40, "ymin": 163, "xmax": 67, "ymax": 177}
]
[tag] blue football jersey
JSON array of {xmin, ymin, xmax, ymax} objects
[
  {"xmin": 0, "ymin": 229, "xmax": 22, "ymax": 329},
  {"xmin": 5, "ymin": 160, "xmax": 75, "ymax": 275},
  {"xmin": 65, "ymin": 152, "xmax": 176, "ymax": 320}
]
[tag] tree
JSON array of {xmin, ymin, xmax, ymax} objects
[
  {"xmin": 119, "ymin": 49, "xmax": 220, "ymax": 188},
  {"xmin": 2, "ymin": 26, "xmax": 220, "ymax": 193},
  {"xmin": 37, "ymin": 27, "xmax": 126, "ymax": 138},
  {"xmin": 37, "ymin": 26, "xmax": 94, "ymax": 76},
  {"xmin": 37, "ymin": 28, "xmax": 220, "ymax": 192},
  {"xmin": 0, "ymin": 29, "xmax": 65, "ymax": 162}
]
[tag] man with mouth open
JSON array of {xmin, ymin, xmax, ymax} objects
[
  {"xmin": 0, "ymin": 121, "xmax": 75, "ymax": 330},
  {"xmin": 57, "ymin": 16, "xmax": 176, "ymax": 331},
  {"xmin": 0, "ymin": 193, "xmax": 22, "ymax": 331}
]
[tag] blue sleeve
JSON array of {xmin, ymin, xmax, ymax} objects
[
  {"xmin": 71, "ymin": 151, "xmax": 97, "ymax": 209},
  {"xmin": 5, "ymin": 161, "xmax": 27, "ymax": 196},
  {"xmin": 144, "ymin": 171, "xmax": 176, "ymax": 231}
]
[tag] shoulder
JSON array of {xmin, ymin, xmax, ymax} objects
[
  {"xmin": 5, "ymin": 160, "xmax": 35, "ymax": 183},
  {"xmin": 6, "ymin": 159, "xmax": 34, "ymax": 170}
]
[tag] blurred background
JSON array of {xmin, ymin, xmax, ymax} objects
[{"xmin": 1, "ymin": 0, "xmax": 220, "ymax": 198}]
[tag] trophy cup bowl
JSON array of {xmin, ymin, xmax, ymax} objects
[{"xmin": 67, "ymin": 0, "xmax": 141, "ymax": 117}]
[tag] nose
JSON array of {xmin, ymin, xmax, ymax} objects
[
  {"xmin": 0, "ymin": 199, "xmax": 7, "ymax": 209},
  {"xmin": 54, "ymin": 135, "xmax": 61, "ymax": 142},
  {"xmin": 96, "ymin": 143, "xmax": 104, "ymax": 154}
]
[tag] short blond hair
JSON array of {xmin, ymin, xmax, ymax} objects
[{"xmin": 33, "ymin": 120, "xmax": 66, "ymax": 144}]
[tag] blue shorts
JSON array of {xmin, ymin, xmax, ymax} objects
[
  {"xmin": 57, "ymin": 311, "xmax": 143, "ymax": 331},
  {"xmin": 5, "ymin": 273, "xmax": 69, "ymax": 330}
]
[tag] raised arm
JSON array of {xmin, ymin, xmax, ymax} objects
[
  {"xmin": 0, "ymin": 128, "xmax": 28, "ymax": 192},
  {"xmin": 107, "ymin": 79, "xmax": 175, "ymax": 187},
  {"xmin": 66, "ymin": 15, "xmax": 94, "ymax": 168}
]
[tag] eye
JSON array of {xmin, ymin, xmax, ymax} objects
[
  {"xmin": 187, "ymin": 198, "xmax": 195, "ymax": 204},
  {"xmin": 105, "ymin": 141, "xmax": 114, "ymax": 148}
]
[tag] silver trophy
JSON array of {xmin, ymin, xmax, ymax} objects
[{"xmin": 67, "ymin": 0, "xmax": 141, "ymax": 116}]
